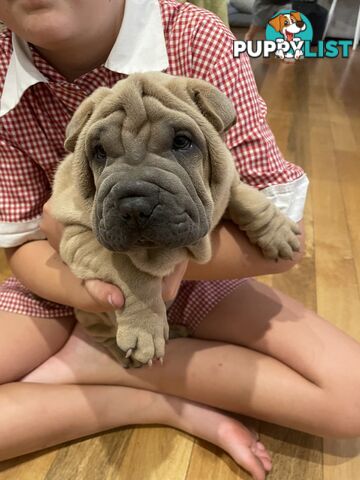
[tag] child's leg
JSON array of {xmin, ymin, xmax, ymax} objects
[
  {"xmin": 25, "ymin": 280, "xmax": 360, "ymax": 439},
  {"xmin": 0, "ymin": 311, "xmax": 271, "ymax": 479},
  {"xmin": 0, "ymin": 381, "xmax": 273, "ymax": 480},
  {"xmin": 0, "ymin": 311, "xmax": 75, "ymax": 383},
  {"xmin": 193, "ymin": 279, "xmax": 360, "ymax": 435}
]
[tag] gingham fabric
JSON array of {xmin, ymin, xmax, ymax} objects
[{"xmin": 0, "ymin": 0, "xmax": 307, "ymax": 332}]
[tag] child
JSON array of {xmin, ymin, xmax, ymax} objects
[{"xmin": 0, "ymin": 1, "xmax": 359, "ymax": 479}]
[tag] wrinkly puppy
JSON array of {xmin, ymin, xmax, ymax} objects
[{"xmin": 51, "ymin": 72, "xmax": 300, "ymax": 367}]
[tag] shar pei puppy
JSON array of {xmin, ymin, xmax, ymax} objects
[{"xmin": 50, "ymin": 72, "xmax": 300, "ymax": 367}]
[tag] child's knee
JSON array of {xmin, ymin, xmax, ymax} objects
[{"xmin": 0, "ymin": 311, "xmax": 75, "ymax": 384}]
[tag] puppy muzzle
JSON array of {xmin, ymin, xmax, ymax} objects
[{"xmin": 93, "ymin": 175, "xmax": 209, "ymax": 251}]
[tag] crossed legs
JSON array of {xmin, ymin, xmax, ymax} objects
[
  {"xmin": 23, "ymin": 279, "xmax": 360, "ymax": 438},
  {"xmin": 1, "ymin": 279, "xmax": 360, "ymax": 479}
]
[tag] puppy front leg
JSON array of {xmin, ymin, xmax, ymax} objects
[
  {"xmin": 226, "ymin": 177, "xmax": 300, "ymax": 260},
  {"xmin": 113, "ymin": 265, "xmax": 168, "ymax": 366},
  {"xmin": 74, "ymin": 309, "xmax": 135, "ymax": 367},
  {"xmin": 59, "ymin": 224, "xmax": 134, "ymax": 357},
  {"xmin": 60, "ymin": 226, "xmax": 169, "ymax": 366}
]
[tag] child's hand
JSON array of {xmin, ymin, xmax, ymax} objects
[
  {"xmin": 82, "ymin": 278, "xmax": 125, "ymax": 313},
  {"xmin": 82, "ymin": 260, "xmax": 188, "ymax": 313}
]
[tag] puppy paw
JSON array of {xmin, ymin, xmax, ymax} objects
[
  {"xmin": 251, "ymin": 216, "xmax": 301, "ymax": 261},
  {"xmin": 116, "ymin": 317, "xmax": 169, "ymax": 366},
  {"xmin": 104, "ymin": 340, "xmax": 143, "ymax": 368}
]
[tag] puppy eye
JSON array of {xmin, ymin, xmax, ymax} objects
[
  {"xmin": 172, "ymin": 135, "xmax": 192, "ymax": 151},
  {"xmin": 94, "ymin": 144, "xmax": 107, "ymax": 161},
  {"xmin": 284, "ymin": 20, "xmax": 289, "ymax": 25}
]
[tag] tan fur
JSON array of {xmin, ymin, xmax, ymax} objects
[{"xmin": 50, "ymin": 72, "xmax": 300, "ymax": 367}]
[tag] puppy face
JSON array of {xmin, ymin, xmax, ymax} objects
[
  {"xmin": 65, "ymin": 73, "xmax": 237, "ymax": 252},
  {"xmin": 268, "ymin": 12, "xmax": 306, "ymax": 41}
]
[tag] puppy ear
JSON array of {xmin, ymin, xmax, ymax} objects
[
  {"xmin": 186, "ymin": 79, "xmax": 237, "ymax": 133},
  {"xmin": 268, "ymin": 15, "xmax": 281, "ymax": 32},
  {"xmin": 291, "ymin": 11, "xmax": 302, "ymax": 22},
  {"xmin": 64, "ymin": 87, "xmax": 111, "ymax": 152},
  {"xmin": 64, "ymin": 87, "xmax": 112, "ymax": 200}
]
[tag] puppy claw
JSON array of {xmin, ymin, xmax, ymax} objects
[
  {"xmin": 148, "ymin": 359, "xmax": 153, "ymax": 367},
  {"xmin": 159, "ymin": 357, "xmax": 164, "ymax": 366},
  {"xmin": 125, "ymin": 349, "xmax": 133, "ymax": 359}
]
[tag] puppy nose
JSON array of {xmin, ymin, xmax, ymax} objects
[
  {"xmin": 117, "ymin": 197, "xmax": 154, "ymax": 228},
  {"xmin": 296, "ymin": 21, "xmax": 304, "ymax": 28}
]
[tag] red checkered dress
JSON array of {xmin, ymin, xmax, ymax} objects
[{"xmin": 0, "ymin": 0, "xmax": 307, "ymax": 333}]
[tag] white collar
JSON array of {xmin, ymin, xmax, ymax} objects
[{"xmin": 0, "ymin": 0, "xmax": 168, "ymax": 117}]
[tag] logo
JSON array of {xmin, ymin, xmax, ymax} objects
[
  {"xmin": 266, "ymin": 10, "xmax": 312, "ymax": 60},
  {"xmin": 233, "ymin": 10, "xmax": 352, "ymax": 60}
]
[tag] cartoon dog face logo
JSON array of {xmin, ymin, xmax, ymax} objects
[{"xmin": 268, "ymin": 12, "xmax": 307, "ymax": 59}]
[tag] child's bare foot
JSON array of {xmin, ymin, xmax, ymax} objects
[
  {"xmin": 23, "ymin": 324, "xmax": 272, "ymax": 479},
  {"xmin": 175, "ymin": 401, "xmax": 272, "ymax": 480}
]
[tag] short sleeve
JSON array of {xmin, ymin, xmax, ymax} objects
[
  {"xmin": 0, "ymin": 138, "xmax": 49, "ymax": 247},
  {"xmin": 191, "ymin": 14, "xmax": 309, "ymax": 222}
]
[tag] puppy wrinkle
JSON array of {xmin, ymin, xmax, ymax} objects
[
  {"xmin": 121, "ymin": 120, "xmax": 150, "ymax": 164},
  {"xmin": 121, "ymin": 73, "xmax": 234, "ymax": 140},
  {"xmin": 139, "ymin": 75, "xmax": 202, "ymax": 126},
  {"xmin": 122, "ymin": 89, "xmax": 147, "ymax": 131},
  {"xmin": 149, "ymin": 163, "xmax": 206, "ymax": 217},
  {"xmin": 116, "ymin": 78, "xmax": 154, "ymax": 164},
  {"xmin": 89, "ymin": 79, "xmax": 147, "ymax": 134}
]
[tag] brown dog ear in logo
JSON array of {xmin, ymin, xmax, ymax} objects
[
  {"xmin": 291, "ymin": 11, "xmax": 302, "ymax": 22},
  {"xmin": 268, "ymin": 15, "xmax": 282, "ymax": 32}
]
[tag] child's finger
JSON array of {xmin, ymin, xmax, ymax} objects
[{"xmin": 83, "ymin": 279, "xmax": 125, "ymax": 311}]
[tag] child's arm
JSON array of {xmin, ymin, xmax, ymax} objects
[
  {"xmin": 40, "ymin": 200, "xmax": 303, "ymax": 283},
  {"xmin": 5, "ymin": 240, "xmax": 114, "ymax": 313},
  {"xmin": 5, "ymin": 239, "xmax": 188, "ymax": 313},
  {"xmin": 185, "ymin": 219, "xmax": 304, "ymax": 281},
  {"xmin": 34, "ymin": 202, "xmax": 304, "ymax": 287}
]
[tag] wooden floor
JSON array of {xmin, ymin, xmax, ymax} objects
[{"xmin": 0, "ymin": 37, "xmax": 360, "ymax": 479}]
